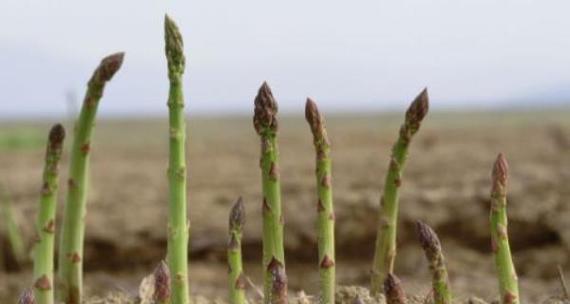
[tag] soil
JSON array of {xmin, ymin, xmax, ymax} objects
[{"xmin": 0, "ymin": 111, "xmax": 569, "ymax": 303}]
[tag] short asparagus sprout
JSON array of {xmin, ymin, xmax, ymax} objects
[
  {"xmin": 153, "ymin": 261, "xmax": 171, "ymax": 304},
  {"xmin": 490, "ymin": 154, "xmax": 520, "ymax": 304},
  {"xmin": 415, "ymin": 221, "xmax": 452, "ymax": 304},
  {"xmin": 19, "ymin": 289, "xmax": 36, "ymax": 304},
  {"xmin": 57, "ymin": 52, "xmax": 124, "ymax": 304},
  {"xmin": 371, "ymin": 89, "xmax": 429, "ymax": 294},
  {"xmin": 384, "ymin": 273, "xmax": 407, "ymax": 304},
  {"xmin": 305, "ymin": 98, "xmax": 336, "ymax": 304},
  {"xmin": 253, "ymin": 82, "xmax": 287, "ymax": 303},
  {"xmin": 228, "ymin": 197, "xmax": 246, "ymax": 304},
  {"xmin": 268, "ymin": 257, "xmax": 288, "ymax": 304},
  {"xmin": 164, "ymin": 14, "xmax": 190, "ymax": 304},
  {"xmin": 33, "ymin": 124, "xmax": 65, "ymax": 304}
]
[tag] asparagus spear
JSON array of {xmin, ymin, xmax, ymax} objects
[
  {"xmin": 415, "ymin": 221, "xmax": 452, "ymax": 304},
  {"xmin": 253, "ymin": 82, "xmax": 287, "ymax": 304},
  {"xmin": 269, "ymin": 257, "xmax": 288, "ymax": 304},
  {"xmin": 305, "ymin": 98, "xmax": 336, "ymax": 304},
  {"xmin": 164, "ymin": 14, "xmax": 190, "ymax": 304},
  {"xmin": 57, "ymin": 52, "xmax": 124, "ymax": 304},
  {"xmin": 371, "ymin": 89, "xmax": 429, "ymax": 294},
  {"xmin": 228, "ymin": 197, "xmax": 246, "ymax": 304},
  {"xmin": 153, "ymin": 261, "xmax": 171, "ymax": 304},
  {"xmin": 490, "ymin": 153, "xmax": 520, "ymax": 304},
  {"xmin": 33, "ymin": 124, "xmax": 65, "ymax": 304},
  {"xmin": 0, "ymin": 185, "xmax": 26, "ymax": 266},
  {"xmin": 18, "ymin": 289, "xmax": 35, "ymax": 304},
  {"xmin": 384, "ymin": 273, "xmax": 407, "ymax": 304}
]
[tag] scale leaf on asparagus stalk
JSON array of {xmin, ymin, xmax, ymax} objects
[
  {"xmin": 305, "ymin": 98, "xmax": 336, "ymax": 304},
  {"xmin": 253, "ymin": 82, "xmax": 287, "ymax": 304},
  {"xmin": 164, "ymin": 14, "xmax": 190, "ymax": 304},
  {"xmin": 228, "ymin": 197, "xmax": 246, "ymax": 304},
  {"xmin": 371, "ymin": 88, "xmax": 429, "ymax": 294},
  {"xmin": 34, "ymin": 124, "xmax": 65, "ymax": 304},
  {"xmin": 490, "ymin": 153, "xmax": 520, "ymax": 304},
  {"xmin": 57, "ymin": 52, "xmax": 124, "ymax": 304}
]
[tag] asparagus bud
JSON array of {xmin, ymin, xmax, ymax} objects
[
  {"xmin": 164, "ymin": 14, "xmax": 190, "ymax": 304},
  {"xmin": 305, "ymin": 98, "xmax": 336, "ymax": 304},
  {"xmin": 58, "ymin": 52, "xmax": 124, "ymax": 304},
  {"xmin": 228, "ymin": 197, "xmax": 246, "ymax": 304},
  {"xmin": 490, "ymin": 154, "xmax": 520, "ymax": 304},
  {"xmin": 384, "ymin": 273, "xmax": 407, "ymax": 304},
  {"xmin": 153, "ymin": 261, "xmax": 171, "ymax": 304},
  {"xmin": 253, "ymin": 82, "xmax": 287, "ymax": 303},
  {"xmin": 19, "ymin": 289, "xmax": 36, "ymax": 304},
  {"xmin": 415, "ymin": 221, "xmax": 452, "ymax": 304},
  {"xmin": 371, "ymin": 88, "xmax": 429, "ymax": 294},
  {"xmin": 268, "ymin": 258, "xmax": 287, "ymax": 304}
]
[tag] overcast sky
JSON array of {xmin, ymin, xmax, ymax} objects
[{"xmin": 1, "ymin": 0, "xmax": 569, "ymax": 118}]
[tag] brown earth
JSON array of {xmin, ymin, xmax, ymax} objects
[{"xmin": 0, "ymin": 110, "xmax": 569, "ymax": 303}]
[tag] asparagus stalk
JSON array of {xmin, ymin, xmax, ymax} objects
[
  {"xmin": 228, "ymin": 197, "xmax": 246, "ymax": 304},
  {"xmin": 57, "ymin": 52, "xmax": 124, "ymax": 304},
  {"xmin": 164, "ymin": 14, "xmax": 190, "ymax": 304},
  {"xmin": 490, "ymin": 153, "xmax": 520, "ymax": 304},
  {"xmin": 33, "ymin": 124, "xmax": 65, "ymax": 304},
  {"xmin": 153, "ymin": 261, "xmax": 171, "ymax": 304},
  {"xmin": 19, "ymin": 289, "xmax": 35, "ymax": 304},
  {"xmin": 371, "ymin": 89, "xmax": 429, "ymax": 294},
  {"xmin": 384, "ymin": 273, "xmax": 407, "ymax": 304},
  {"xmin": 305, "ymin": 98, "xmax": 336, "ymax": 304},
  {"xmin": 415, "ymin": 221, "xmax": 452, "ymax": 304},
  {"xmin": 253, "ymin": 82, "xmax": 287, "ymax": 304}
]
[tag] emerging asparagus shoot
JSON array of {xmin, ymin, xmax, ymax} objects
[
  {"xmin": 58, "ymin": 52, "xmax": 124, "ymax": 304},
  {"xmin": 34, "ymin": 124, "xmax": 65, "ymax": 304},
  {"xmin": 384, "ymin": 273, "xmax": 407, "ymax": 304},
  {"xmin": 153, "ymin": 261, "xmax": 171, "ymax": 304},
  {"xmin": 253, "ymin": 82, "xmax": 287, "ymax": 303},
  {"xmin": 415, "ymin": 221, "xmax": 452, "ymax": 304},
  {"xmin": 164, "ymin": 14, "xmax": 190, "ymax": 304},
  {"xmin": 371, "ymin": 88, "xmax": 429, "ymax": 294},
  {"xmin": 490, "ymin": 153, "xmax": 520, "ymax": 304},
  {"xmin": 305, "ymin": 98, "xmax": 336, "ymax": 304},
  {"xmin": 228, "ymin": 197, "xmax": 246, "ymax": 304},
  {"xmin": 18, "ymin": 289, "xmax": 35, "ymax": 304}
]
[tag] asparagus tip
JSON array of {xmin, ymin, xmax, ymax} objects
[
  {"xmin": 253, "ymin": 81, "xmax": 278, "ymax": 134},
  {"xmin": 384, "ymin": 273, "xmax": 407, "ymax": 304},
  {"xmin": 415, "ymin": 220, "xmax": 440, "ymax": 252},
  {"xmin": 91, "ymin": 52, "xmax": 125, "ymax": 84},
  {"xmin": 153, "ymin": 260, "xmax": 171, "ymax": 302},
  {"xmin": 229, "ymin": 196, "xmax": 245, "ymax": 231},
  {"xmin": 304, "ymin": 97, "xmax": 321, "ymax": 132},
  {"xmin": 48, "ymin": 123, "xmax": 66, "ymax": 148},
  {"xmin": 18, "ymin": 289, "xmax": 35, "ymax": 304},
  {"xmin": 492, "ymin": 153, "xmax": 509, "ymax": 190},
  {"xmin": 405, "ymin": 88, "xmax": 429, "ymax": 129},
  {"xmin": 164, "ymin": 14, "xmax": 185, "ymax": 75}
]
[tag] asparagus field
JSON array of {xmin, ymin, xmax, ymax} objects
[{"xmin": 0, "ymin": 15, "xmax": 569, "ymax": 304}]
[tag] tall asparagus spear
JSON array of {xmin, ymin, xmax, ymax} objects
[
  {"xmin": 490, "ymin": 154, "xmax": 520, "ymax": 304},
  {"xmin": 415, "ymin": 221, "xmax": 452, "ymax": 304},
  {"xmin": 34, "ymin": 124, "xmax": 65, "ymax": 304},
  {"xmin": 164, "ymin": 14, "xmax": 190, "ymax": 304},
  {"xmin": 228, "ymin": 197, "xmax": 246, "ymax": 304},
  {"xmin": 384, "ymin": 273, "xmax": 407, "ymax": 304},
  {"xmin": 57, "ymin": 52, "xmax": 124, "ymax": 304},
  {"xmin": 305, "ymin": 98, "xmax": 336, "ymax": 304},
  {"xmin": 371, "ymin": 89, "xmax": 429, "ymax": 294},
  {"xmin": 253, "ymin": 82, "xmax": 287, "ymax": 303}
]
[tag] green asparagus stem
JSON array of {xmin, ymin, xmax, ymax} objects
[
  {"xmin": 33, "ymin": 124, "xmax": 65, "ymax": 304},
  {"xmin": 490, "ymin": 153, "xmax": 520, "ymax": 304},
  {"xmin": 57, "ymin": 52, "xmax": 124, "ymax": 304},
  {"xmin": 153, "ymin": 261, "xmax": 171, "ymax": 304},
  {"xmin": 415, "ymin": 221, "xmax": 452, "ymax": 304},
  {"xmin": 228, "ymin": 197, "xmax": 246, "ymax": 304},
  {"xmin": 0, "ymin": 185, "xmax": 26, "ymax": 265},
  {"xmin": 253, "ymin": 82, "xmax": 287, "ymax": 304},
  {"xmin": 384, "ymin": 273, "xmax": 407, "ymax": 304},
  {"xmin": 370, "ymin": 88, "xmax": 429, "ymax": 294},
  {"xmin": 305, "ymin": 98, "xmax": 335, "ymax": 304},
  {"xmin": 19, "ymin": 289, "xmax": 35, "ymax": 304},
  {"xmin": 164, "ymin": 14, "xmax": 190, "ymax": 304}
]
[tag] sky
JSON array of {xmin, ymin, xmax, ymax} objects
[{"xmin": 1, "ymin": 0, "xmax": 569, "ymax": 118}]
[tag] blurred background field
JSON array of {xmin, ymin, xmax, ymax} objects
[{"xmin": 1, "ymin": 110, "xmax": 568, "ymax": 302}]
